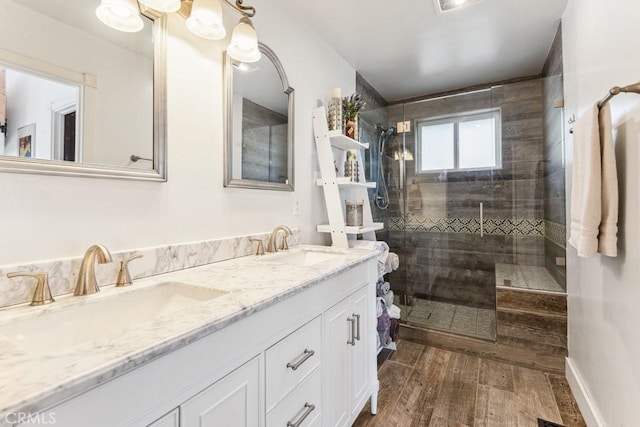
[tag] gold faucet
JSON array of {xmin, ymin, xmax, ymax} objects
[
  {"xmin": 266, "ymin": 225, "xmax": 292, "ymax": 253},
  {"xmin": 7, "ymin": 272, "xmax": 55, "ymax": 306},
  {"xmin": 74, "ymin": 244, "xmax": 113, "ymax": 296}
]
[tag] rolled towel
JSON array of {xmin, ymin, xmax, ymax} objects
[
  {"xmin": 376, "ymin": 298, "xmax": 385, "ymax": 318},
  {"xmin": 389, "ymin": 318, "xmax": 400, "ymax": 342},
  {"xmin": 383, "ymin": 289, "xmax": 394, "ymax": 308},
  {"xmin": 376, "ymin": 280, "xmax": 390, "ymax": 297},
  {"xmin": 377, "ymin": 311, "xmax": 391, "ymax": 332},
  {"xmin": 385, "ymin": 252, "xmax": 400, "ymax": 272},
  {"xmin": 388, "ymin": 304, "xmax": 401, "ymax": 319}
]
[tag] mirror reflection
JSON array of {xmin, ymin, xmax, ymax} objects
[
  {"xmin": 225, "ymin": 43, "xmax": 294, "ymax": 191},
  {"xmin": 0, "ymin": 0, "xmax": 164, "ymax": 180},
  {"xmin": 0, "ymin": 66, "xmax": 80, "ymax": 161}
]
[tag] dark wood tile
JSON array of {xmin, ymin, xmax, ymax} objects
[
  {"xmin": 497, "ymin": 288, "xmax": 567, "ymax": 316},
  {"xmin": 547, "ymin": 374, "xmax": 587, "ymax": 427},
  {"xmin": 479, "ymin": 359, "xmax": 514, "ymax": 392},
  {"xmin": 430, "ymin": 352, "xmax": 480, "ymax": 426},
  {"xmin": 352, "ymin": 360, "xmax": 413, "ymax": 426},
  {"xmin": 386, "ymin": 347, "xmax": 451, "ymax": 426},
  {"xmin": 512, "ymin": 366, "xmax": 563, "ymax": 425},
  {"xmin": 358, "ymin": 343, "xmax": 585, "ymax": 427},
  {"xmin": 475, "ymin": 384, "xmax": 520, "ymax": 427},
  {"xmin": 399, "ymin": 325, "xmax": 565, "ymax": 374},
  {"xmin": 388, "ymin": 340, "xmax": 424, "ymax": 367},
  {"xmin": 497, "ymin": 309, "xmax": 567, "ymax": 347}
]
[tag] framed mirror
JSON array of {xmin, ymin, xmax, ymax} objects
[
  {"xmin": 0, "ymin": 0, "xmax": 166, "ymax": 181},
  {"xmin": 224, "ymin": 43, "xmax": 295, "ymax": 191}
]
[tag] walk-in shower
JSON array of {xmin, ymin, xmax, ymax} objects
[{"xmin": 361, "ymin": 77, "xmax": 567, "ymax": 341}]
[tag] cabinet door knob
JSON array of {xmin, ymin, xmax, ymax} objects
[
  {"xmin": 287, "ymin": 403, "xmax": 316, "ymax": 427},
  {"xmin": 347, "ymin": 317, "xmax": 356, "ymax": 346},
  {"xmin": 286, "ymin": 349, "xmax": 315, "ymax": 371}
]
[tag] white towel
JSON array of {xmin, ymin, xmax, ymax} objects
[
  {"xmin": 569, "ymin": 103, "xmax": 618, "ymax": 257},
  {"xmin": 349, "ymin": 240, "xmax": 391, "ymax": 278},
  {"xmin": 597, "ymin": 104, "xmax": 618, "ymax": 256},
  {"xmin": 384, "ymin": 252, "xmax": 399, "ymax": 273},
  {"xmin": 388, "ymin": 304, "xmax": 401, "ymax": 320}
]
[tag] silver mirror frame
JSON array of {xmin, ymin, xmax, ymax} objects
[
  {"xmin": 0, "ymin": 9, "xmax": 167, "ymax": 182},
  {"xmin": 223, "ymin": 43, "xmax": 295, "ymax": 191}
]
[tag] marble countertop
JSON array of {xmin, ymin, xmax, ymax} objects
[{"xmin": 0, "ymin": 245, "xmax": 378, "ymax": 424}]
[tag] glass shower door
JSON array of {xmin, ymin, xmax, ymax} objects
[{"xmin": 397, "ymin": 90, "xmax": 499, "ymax": 340}]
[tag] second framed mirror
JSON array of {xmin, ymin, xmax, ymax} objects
[{"xmin": 223, "ymin": 43, "xmax": 294, "ymax": 191}]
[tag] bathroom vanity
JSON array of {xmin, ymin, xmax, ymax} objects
[{"xmin": 0, "ymin": 246, "xmax": 379, "ymax": 427}]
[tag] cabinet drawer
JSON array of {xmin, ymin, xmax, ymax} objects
[
  {"xmin": 266, "ymin": 315, "xmax": 322, "ymax": 411},
  {"xmin": 266, "ymin": 368, "xmax": 322, "ymax": 427}
]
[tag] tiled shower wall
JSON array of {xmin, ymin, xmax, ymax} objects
[
  {"xmin": 542, "ymin": 25, "xmax": 567, "ymax": 290},
  {"xmin": 241, "ymin": 98, "xmax": 288, "ymax": 183},
  {"xmin": 369, "ymin": 80, "xmax": 550, "ymax": 309}
]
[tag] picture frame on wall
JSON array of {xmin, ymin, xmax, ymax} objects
[{"xmin": 17, "ymin": 123, "xmax": 35, "ymax": 158}]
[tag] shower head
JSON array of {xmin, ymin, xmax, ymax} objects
[
  {"xmin": 384, "ymin": 126, "xmax": 397, "ymax": 139},
  {"xmin": 376, "ymin": 125, "xmax": 397, "ymax": 140}
]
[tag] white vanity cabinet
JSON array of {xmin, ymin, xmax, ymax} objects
[
  {"xmin": 180, "ymin": 357, "xmax": 261, "ymax": 427},
  {"xmin": 147, "ymin": 409, "xmax": 179, "ymax": 427},
  {"xmin": 324, "ymin": 286, "xmax": 374, "ymax": 427},
  {"xmin": 15, "ymin": 260, "xmax": 377, "ymax": 427}
]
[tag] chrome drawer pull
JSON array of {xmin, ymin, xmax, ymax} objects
[
  {"xmin": 286, "ymin": 349, "xmax": 315, "ymax": 371},
  {"xmin": 353, "ymin": 313, "xmax": 361, "ymax": 341},
  {"xmin": 347, "ymin": 317, "xmax": 356, "ymax": 346},
  {"xmin": 287, "ymin": 403, "xmax": 316, "ymax": 427}
]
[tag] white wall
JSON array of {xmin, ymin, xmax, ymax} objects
[
  {"xmin": 563, "ymin": 0, "xmax": 640, "ymax": 425},
  {"xmin": 0, "ymin": 1, "xmax": 354, "ymax": 265}
]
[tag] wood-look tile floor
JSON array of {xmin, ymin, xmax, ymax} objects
[{"xmin": 354, "ymin": 340, "xmax": 585, "ymax": 427}]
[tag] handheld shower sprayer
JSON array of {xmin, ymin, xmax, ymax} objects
[{"xmin": 375, "ymin": 125, "xmax": 397, "ymax": 209}]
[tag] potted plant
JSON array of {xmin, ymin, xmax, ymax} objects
[{"xmin": 342, "ymin": 93, "xmax": 365, "ymax": 140}]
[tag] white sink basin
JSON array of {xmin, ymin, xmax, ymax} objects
[
  {"xmin": 263, "ymin": 249, "xmax": 347, "ymax": 266},
  {"xmin": 0, "ymin": 282, "xmax": 227, "ymax": 355}
]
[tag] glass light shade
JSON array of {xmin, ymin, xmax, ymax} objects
[
  {"xmin": 227, "ymin": 17, "xmax": 261, "ymax": 63},
  {"xmin": 139, "ymin": 0, "xmax": 181, "ymax": 13},
  {"xmin": 96, "ymin": 0, "xmax": 144, "ymax": 33},
  {"xmin": 186, "ymin": 0, "xmax": 226, "ymax": 40}
]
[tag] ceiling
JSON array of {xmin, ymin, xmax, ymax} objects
[{"xmin": 285, "ymin": 0, "xmax": 568, "ymax": 102}]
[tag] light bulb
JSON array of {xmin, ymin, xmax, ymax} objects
[
  {"xmin": 227, "ymin": 17, "xmax": 261, "ymax": 63},
  {"xmin": 186, "ymin": 0, "xmax": 226, "ymax": 40},
  {"xmin": 96, "ymin": 0, "xmax": 144, "ymax": 33}
]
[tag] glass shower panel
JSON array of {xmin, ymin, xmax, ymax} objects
[{"xmin": 398, "ymin": 90, "xmax": 498, "ymax": 341}]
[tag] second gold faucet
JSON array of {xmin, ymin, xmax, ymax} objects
[{"xmin": 74, "ymin": 244, "xmax": 113, "ymax": 296}]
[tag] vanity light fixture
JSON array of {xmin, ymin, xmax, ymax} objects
[
  {"xmin": 96, "ymin": 0, "xmax": 261, "ymax": 63},
  {"xmin": 138, "ymin": 0, "xmax": 181, "ymax": 13},
  {"xmin": 96, "ymin": 0, "xmax": 145, "ymax": 33}
]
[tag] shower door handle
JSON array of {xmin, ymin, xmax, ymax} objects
[{"xmin": 479, "ymin": 202, "xmax": 484, "ymax": 237}]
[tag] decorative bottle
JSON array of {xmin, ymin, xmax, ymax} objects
[{"xmin": 327, "ymin": 88, "xmax": 342, "ymax": 132}]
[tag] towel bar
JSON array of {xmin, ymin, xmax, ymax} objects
[{"xmin": 598, "ymin": 81, "xmax": 640, "ymax": 108}]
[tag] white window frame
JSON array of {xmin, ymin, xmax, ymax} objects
[{"xmin": 415, "ymin": 108, "xmax": 502, "ymax": 173}]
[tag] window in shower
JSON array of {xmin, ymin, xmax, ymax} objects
[{"xmin": 416, "ymin": 109, "xmax": 501, "ymax": 173}]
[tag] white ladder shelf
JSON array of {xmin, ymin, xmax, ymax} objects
[{"xmin": 312, "ymin": 106, "xmax": 383, "ymax": 248}]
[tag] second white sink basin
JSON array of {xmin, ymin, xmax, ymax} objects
[
  {"xmin": 0, "ymin": 282, "xmax": 227, "ymax": 355},
  {"xmin": 263, "ymin": 248, "xmax": 348, "ymax": 266}
]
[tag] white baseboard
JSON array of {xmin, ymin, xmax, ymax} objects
[{"xmin": 565, "ymin": 357, "xmax": 605, "ymax": 427}]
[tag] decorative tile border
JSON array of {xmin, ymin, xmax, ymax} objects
[
  {"xmin": 544, "ymin": 220, "xmax": 567, "ymax": 248},
  {"xmin": 388, "ymin": 215, "xmax": 545, "ymax": 236},
  {"xmin": 0, "ymin": 230, "xmax": 301, "ymax": 308}
]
